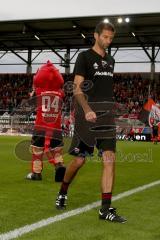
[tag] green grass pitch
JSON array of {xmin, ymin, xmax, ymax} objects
[{"xmin": 0, "ymin": 136, "xmax": 159, "ymax": 239}]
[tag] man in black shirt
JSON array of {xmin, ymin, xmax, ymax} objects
[{"xmin": 56, "ymin": 21, "xmax": 126, "ymax": 223}]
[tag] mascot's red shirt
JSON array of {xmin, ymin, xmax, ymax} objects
[{"xmin": 33, "ymin": 60, "xmax": 64, "ymax": 132}]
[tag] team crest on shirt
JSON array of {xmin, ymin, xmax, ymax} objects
[
  {"xmin": 101, "ymin": 60, "xmax": 108, "ymax": 68},
  {"xmin": 93, "ymin": 62, "xmax": 99, "ymax": 69}
]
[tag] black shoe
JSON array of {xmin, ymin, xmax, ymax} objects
[
  {"xmin": 56, "ymin": 193, "xmax": 67, "ymax": 209},
  {"xmin": 99, "ymin": 207, "xmax": 127, "ymax": 223},
  {"xmin": 26, "ymin": 172, "xmax": 42, "ymax": 181},
  {"xmin": 55, "ymin": 164, "xmax": 66, "ymax": 182}
]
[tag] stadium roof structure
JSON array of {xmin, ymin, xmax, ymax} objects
[{"xmin": 0, "ymin": 12, "xmax": 159, "ymax": 68}]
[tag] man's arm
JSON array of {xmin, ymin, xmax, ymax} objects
[{"xmin": 74, "ymin": 75, "xmax": 97, "ymax": 122}]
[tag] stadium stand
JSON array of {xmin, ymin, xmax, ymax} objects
[{"xmin": 0, "ymin": 72, "xmax": 159, "ymax": 139}]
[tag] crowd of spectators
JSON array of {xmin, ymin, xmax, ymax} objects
[
  {"xmin": 0, "ymin": 73, "xmax": 159, "ymax": 116},
  {"xmin": 114, "ymin": 74, "xmax": 149, "ymax": 115},
  {"xmin": 0, "ymin": 74, "xmax": 32, "ymax": 114}
]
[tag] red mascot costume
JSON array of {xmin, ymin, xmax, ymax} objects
[{"xmin": 26, "ymin": 60, "xmax": 66, "ymax": 182}]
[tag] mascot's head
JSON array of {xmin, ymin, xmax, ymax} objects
[{"xmin": 33, "ymin": 60, "xmax": 64, "ymax": 91}]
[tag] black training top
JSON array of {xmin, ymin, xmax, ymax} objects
[{"xmin": 73, "ymin": 48, "xmax": 115, "ymax": 102}]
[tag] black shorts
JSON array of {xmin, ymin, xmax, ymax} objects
[
  {"xmin": 31, "ymin": 129, "xmax": 63, "ymax": 149},
  {"xmin": 69, "ymin": 101, "xmax": 116, "ymax": 157},
  {"xmin": 69, "ymin": 134, "xmax": 116, "ymax": 157}
]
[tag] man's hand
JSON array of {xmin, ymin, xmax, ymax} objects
[{"xmin": 85, "ymin": 111, "xmax": 97, "ymax": 123}]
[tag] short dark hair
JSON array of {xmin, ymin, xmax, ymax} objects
[{"xmin": 94, "ymin": 21, "xmax": 115, "ymax": 35}]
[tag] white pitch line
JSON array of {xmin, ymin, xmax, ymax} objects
[{"xmin": 0, "ymin": 180, "xmax": 160, "ymax": 240}]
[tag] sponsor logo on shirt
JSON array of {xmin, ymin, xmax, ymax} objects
[{"xmin": 94, "ymin": 71, "xmax": 113, "ymax": 77}]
